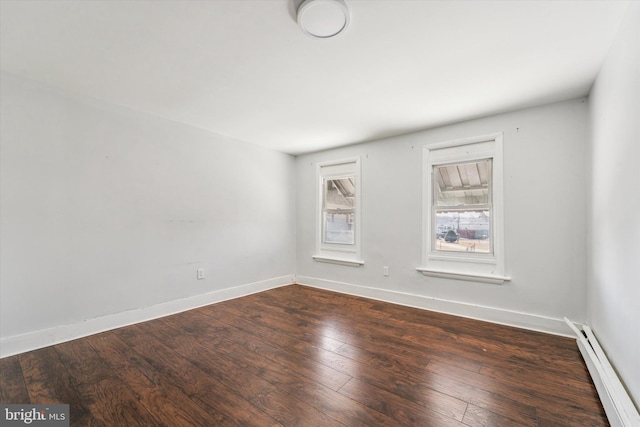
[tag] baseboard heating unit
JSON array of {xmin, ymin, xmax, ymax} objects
[{"xmin": 565, "ymin": 318, "xmax": 640, "ymax": 427}]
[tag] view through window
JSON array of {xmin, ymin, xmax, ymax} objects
[
  {"xmin": 433, "ymin": 159, "xmax": 492, "ymax": 254},
  {"xmin": 322, "ymin": 176, "xmax": 355, "ymax": 245}
]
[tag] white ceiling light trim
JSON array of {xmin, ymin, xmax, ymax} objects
[{"xmin": 297, "ymin": 0, "xmax": 350, "ymax": 39}]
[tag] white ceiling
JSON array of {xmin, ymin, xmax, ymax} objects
[{"xmin": 0, "ymin": 0, "xmax": 631, "ymax": 155}]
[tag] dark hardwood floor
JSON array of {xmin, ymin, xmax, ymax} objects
[{"xmin": 1, "ymin": 284, "xmax": 608, "ymax": 426}]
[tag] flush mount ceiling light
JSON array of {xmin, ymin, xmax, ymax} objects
[{"xmin": 297, "ymin": 0, "xmax": 350, "ymax": 39}]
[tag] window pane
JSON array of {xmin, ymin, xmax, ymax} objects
[
  {"xmin": 323, "ymin": 212, "xmax": 354, "ymax": 244},
  {"xmin": 324, "ymin": 177, "xmax": 355, "ymax": 209},
  {"xmin": 323, "ymin": 176, "xmax": 355, "ymax": 245},
  {"xmin": 434, "ymin": 159, "xmax": 491, "ymax": 207},
  {"xmin": 435, "ymin": 210, "xmax": 491, "ymax": 253}
]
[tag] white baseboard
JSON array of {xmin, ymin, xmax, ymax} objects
[
  {"xmin": 0, "ymin": 274, "xmax": 578, "ymax": 358},
  {"xmin": 0, "ymin": 275, "xmax": 294, "ymax": 358},
  {"xmin": 295, "ymin": 275, "xmax": 576, "ymax": 337}
]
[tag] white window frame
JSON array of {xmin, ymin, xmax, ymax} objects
[
  {"xmin": 418, "ymin": 133, "xmax": 510, "ymax": 284},
  {"xmin": 313, "ymin": 157, "xmax": 363, "ymax": 267}
]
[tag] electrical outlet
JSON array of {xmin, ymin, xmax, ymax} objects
[
  {"xmin": 383, "ymin": 266, "xmax": 389, "ymax": 276},
  {"xmin": 197, "ymin": 268, "xmax": 205, "ymax": 280}
]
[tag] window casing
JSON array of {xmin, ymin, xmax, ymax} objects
[
  {"xmin": 419, "ymin": 133, "xmax": 509, "ymax": 284},
  {"xmin": 314, "ymin": 158, "xmax": 363, "ymax": 266}
]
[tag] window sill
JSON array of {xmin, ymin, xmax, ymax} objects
[
  {"xmin": 313, "ymin": 256, "xmax": 364, "ymax": 267},
  {"xmin": 416, "ymin": 267, "xmax": 511, "ymax": 284}
]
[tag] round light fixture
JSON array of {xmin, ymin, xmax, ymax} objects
[{"xmin": 297, "ymin": 0, "xmax": 350, "ymax": 39}]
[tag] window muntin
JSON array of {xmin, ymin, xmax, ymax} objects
[{"xmin": 433, "ymin": 159, "xmax": 492, "ymax": 254}]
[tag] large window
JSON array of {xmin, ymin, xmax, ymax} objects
[
  {"xmin": 419, "ymin": 133, "xmax": 509, "ymax": 284},
  {"xmin": 314, "ymin": 158, "xmax": 363, "ymax": 266}
]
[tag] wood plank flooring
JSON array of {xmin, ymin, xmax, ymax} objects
[{"xmin": 0, "ymin": 284, "xmax": 608, "ymax": 426}]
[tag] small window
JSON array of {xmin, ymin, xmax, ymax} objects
[
  {"xmin": 419, "ymin": 133, "xmax": 509, "ymax": 284},
  {"xmin": 314, "ymin": 158, "xmax": 363, "ymax": 267}
]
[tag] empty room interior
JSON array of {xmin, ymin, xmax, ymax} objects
[{"xmin": 1, "ymin": 1, "xmax": 639, "ymax": 426}]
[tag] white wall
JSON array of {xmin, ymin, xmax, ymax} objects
[
  {"xmin": 588, "ymin": 3, "xmax": 639, "ymax": 407},
  {"xmin": 296, "ymin": 98, "xmax": 589, "ymax": 334},
  {"xmin": 0, "ymin": 73, "xmax": 296, "ymax": 355}
]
